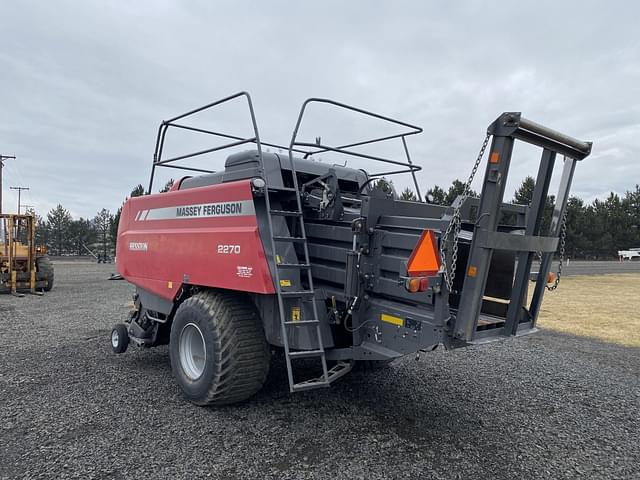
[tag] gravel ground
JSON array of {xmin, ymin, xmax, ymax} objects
[{"xmin": 0, "ymin": 263, "xmax": 638, "ymax": 479}]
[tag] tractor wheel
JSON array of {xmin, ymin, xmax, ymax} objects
[
  {"xmin": 169, "ymin": 290, "xmax": 270, "ymax": 406},
  {"xmin": 111, "ymin": 323, "xmax": 129, "ymax": 354},
  {"xmin": 36, "ymin": 255, "xmax": 54, "ymax": 291}
]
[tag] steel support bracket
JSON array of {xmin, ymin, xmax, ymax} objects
[{"xmin": 475, "ymin": 230, "xmax": 559, "ymax": 252}]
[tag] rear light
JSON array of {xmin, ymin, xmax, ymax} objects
[
  {"xmin": 405, "ymin": 277, "xmax": 421, "ymax": 293},
  {"xmin": 404, "ymin": 276, "xmax": 431, "ymax": 293}
]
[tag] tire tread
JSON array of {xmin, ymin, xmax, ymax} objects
[{"xmin": 172, "ymin": 290, "xmax": 270, "ymax": 406}]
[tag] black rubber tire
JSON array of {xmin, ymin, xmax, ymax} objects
[
  {"xmin": 169, "ymin": 290, "xmax": 270, "ymax": 406},
  {"xmin": 111, "ymin": 323, "xmax": 129, "ymax": 354},
  {"xmin": 35, "ymin": 255, "xmax": 54, "ymax": 291}
]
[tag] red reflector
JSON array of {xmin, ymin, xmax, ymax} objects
[{"xmin": 407, "ymin": 229, "xmax": 441, "ymax": 277}]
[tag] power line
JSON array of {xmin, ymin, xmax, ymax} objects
[
  {"xmin": 0, "ymin": 154, "xmax": 16, "ymax": 214},
  {"xmin": 9, "ymin": 186, "xmax": 29, "ymax": 214}
]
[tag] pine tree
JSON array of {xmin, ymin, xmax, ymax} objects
[
  {"xmin": 94, "ymin": 209, "xmax": 113, "ymax": 260},
  {"xmin": 444, "ymin": 179, "xmax": 475, "ymax": 205},
  {"xmin": 425, "ymin": 185, "xmax": 447, "ymax": 205},
  {"xmin": 400, "ymin": 187, "xmax": 417, "ymax": 201},
  {"xmin": 514, "ymin": 176, "xmax": 536, "ymax": 205},
  {"xmin": 513, "ymin": 176, "xmax": 554, "ymax": 234},
  {"xmin": 160, "ymin": 179, "xmax": 175, "ymax": 193},
  {"xmin": 47, "ymin": 204, "xmax": 72, "ymax": 255}
]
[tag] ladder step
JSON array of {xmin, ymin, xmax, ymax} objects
[
  {"xmin": 277, "ymin": 263, "xmax": 311, "ymax": 269},
  {"xmin": 327, "ymin": 360, "xmax": 353, "ymax": 378},
  {"xmin": 288, "ymin": 349, "xmax": 324, "ymax": 359},
  {"xmin": 290, "ymin": 362, "xmax": 353, "ymax": 392},
  {"xmin": 279, "ymin": 290, "xmax": 315, "ymax": 297},
  {"xmin": 292, "ymin": 381, "xmax": 330, "ymax": 392},
  {"xmin": 269, "ymin": 209, "xmax": 302, "ymax": 217},
  {"xmin": 284, "ymin": 319, "xmax": 319, "ymax": 326},
  {"xmin": 273, "ymin": 236, "xmax": 305, "ymax": 242}
]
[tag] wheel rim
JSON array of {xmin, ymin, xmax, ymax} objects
[
  {"xmin": 179, "ymin": 323, "xmax": 206, "ymax": 380},
  {"xmin": 111, "ymin": 330, "xmax": 119, "ymax": 348}
]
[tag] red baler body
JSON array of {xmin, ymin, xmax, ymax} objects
[{"xmin": 116, "ymin": 179, "xmax": 275, "ymax": 301}]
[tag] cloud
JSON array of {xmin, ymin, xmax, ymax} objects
[{"xmin": 0, "ymin": 0, "xmax": 638, "ymax": 217}]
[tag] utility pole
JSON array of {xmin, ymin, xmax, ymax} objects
[
  {"xmin": 0, "ymin": 154, "xmax": 16, "ymax": 214},
  {"xmin": 10, "ymin": 186, "xmax": 29, "ymax": 214}
]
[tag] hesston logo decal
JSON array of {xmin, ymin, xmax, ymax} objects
[
  {"xmin": 129, "ymin": 242, "xmax": 148, "ymax": 251},
  {"xmin": 137, "ymin": 200, "xmax": 254, "ymax": 221}
]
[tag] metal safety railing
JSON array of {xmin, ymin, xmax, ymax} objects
[
  {"xmin": 148, "ymin": 93, "xmax": 425, "ymax": 201},
  {"xmin": 148, "ymin": 91, "xmax": 309, "ymax": 193},
  {"xmin": 288, "ymin": 98, "xmax": 424, "ymax": 200}
]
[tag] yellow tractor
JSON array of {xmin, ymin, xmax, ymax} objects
[{"xmin": 0, "ymin": 213, "xmax": 53, "ymax": 295}]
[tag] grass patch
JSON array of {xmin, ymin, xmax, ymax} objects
[{"xmin": 536, "ymin": 273, "xmax": 640, "ymax": 347}]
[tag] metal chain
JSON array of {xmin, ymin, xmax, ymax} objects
[
  {"xmin": 438, "ymin": 129, "xmax": 568, "ymax": 294},
  {"xmin": 546, "ymin": 210, "xmax": 567, "ymax": 291},
  {"xmin": 440, "ymin": 131, "xmax": 492, "ymax": 293}
]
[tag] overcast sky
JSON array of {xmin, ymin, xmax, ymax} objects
[{"xmin": 1, "ymin": 1, "xmax": 638, "ymax": 219}]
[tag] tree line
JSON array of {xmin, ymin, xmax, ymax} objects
[
  {"xmin": 33, "ymin": 177, "xmax": 639, "ymax": 260},
  {"xmin": 401, "ymin": 180, "xmax": 640, "ymax": 259},
  {"xmin": 34, "ymin": 180, "xmax": 173, "ymax": 258}
]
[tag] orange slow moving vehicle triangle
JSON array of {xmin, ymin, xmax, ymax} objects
[{"xmin": 407, "ymin": 229, "xmax": 441, "ymax": 277}]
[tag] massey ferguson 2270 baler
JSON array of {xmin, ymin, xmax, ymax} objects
[{"xmin": 111, "ymin": 92, "xmax": 592, "ymax": 406}]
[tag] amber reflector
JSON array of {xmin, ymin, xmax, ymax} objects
[{"xmin": 407, "ymin": 229, "xmax": 441, "ymax": 277}]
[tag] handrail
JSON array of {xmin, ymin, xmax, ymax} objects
[
  {"xmin": 148, "ymin": 91, "xmax": 265, "ymax": 194},
  {"xmin": 288, "ymin": 98, "xmax": 424, "ymax": 200},
  {"xmin": 147, "ymin": 93, "xmax": 427, "ymax": 200}
]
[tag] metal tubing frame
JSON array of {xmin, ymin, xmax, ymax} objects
[
  {"xmin": 147, "ymin": 93, "xmax": 426, "ymax": 200},
  {"xmin": 452, "ymin": 112, "xmax": 591, "ymax": 342},
  {"xmin": 156, "ymin": 138, "xmax": 257, "ymax": 165},
  {"xmin": 518, "ymin": 117, "xmax": 591, "ymax": 154},
  {"xmin": 453, "ymin": 135, "xmax": 515, "ymax": 340},
  {"xmin": 148, "ymin": 91, "xmax": 265, "ymax": 194},
  {"xmin": 500, "ymin": 112, "xmax": 592, "ymax": 160},
  {"xmin": 288, "ymin": 98, "xmax": 424, "ymax": 199},
  {"xmin": 166, "ymin": 123, "xmax": 308, "ymax": 156},
  {"xmin": 529, "ymin": 157, "xmax": 577, "ymax": 323},
  {"xmin": 503, "ymin": 149, "xmax": 556, "ymax": 335}
]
